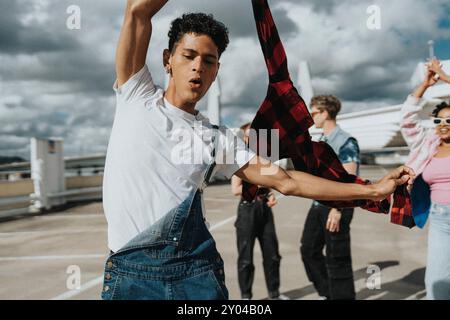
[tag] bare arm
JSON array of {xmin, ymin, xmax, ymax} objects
[
  {"xmin": 232, "ymin": 167, "xmax": 279, "ymax": 207},
  {"xmin": 401, "ymin": 67, "xmax": 437, "ymax": 151},
  {"xmin": 231, "ymin": 175, "xmax": 243, "ymax": 196},
  {"xmin": 234, "ymin": 156, "xmax": 414, "ymax": 202},
  {"xmin": 439, "ymin": 73, "xmax": 450, "ymax": 83},
  {"xmin": 440, "ymin": 74, "xmax": 450, "ymax": 83},
  {"xmin": 116, "ymin": 0, "xmax": 168, "ymax": 87}
]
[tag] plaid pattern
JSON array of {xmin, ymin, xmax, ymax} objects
[{"xmin": 243, "ymin": 0, "xmax": 414, "ymax": 228}]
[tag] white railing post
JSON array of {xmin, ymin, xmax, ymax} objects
[{"xmin": 30, "ymin": 138, "xmax": 66, "ymax": 211}]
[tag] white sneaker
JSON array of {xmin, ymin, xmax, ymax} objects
[{"xmin": 318, "ymin": 296, "xmax": 328, "ymax": 300}]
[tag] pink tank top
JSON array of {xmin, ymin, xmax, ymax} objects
[{"xmin": 422, "ymin": 156, "xmax": 450, "ymax": 205}]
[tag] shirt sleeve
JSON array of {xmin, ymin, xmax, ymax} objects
[
  {"xmin": 338, "ymin": 138, "xmax": 360, "ymax": 164},
  {"xmin": 400, "ymin": 94, "xmax": 429, "ymax": 151},
  {"xmin": 213, "ymin": 127, "xmax": 257, "ymax": 179},
  {"xmin": 113, "ymin": 65, "xmax": 157, "ymax": 103}
]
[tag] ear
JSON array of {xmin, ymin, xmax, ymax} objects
[
  {"xmin": 213, "ymin": 62, "xmax": 221, "ymax": 81},
  {"xmin": 163, "ymin": 49, "xmax": 171, "ymax": 72}
]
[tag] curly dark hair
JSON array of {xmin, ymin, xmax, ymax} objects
[
  {"xmin": 432, "ymin": 101, "xmax": 450, "ymax": 117},
  {"xmin": 168, "ymin": 13, "xmax": 229, "ymax": 58}
]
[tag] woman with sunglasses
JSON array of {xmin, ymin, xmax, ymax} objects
[{"xmin": 401, "ymin": 59, "xmax": 450, "ymax": 300}]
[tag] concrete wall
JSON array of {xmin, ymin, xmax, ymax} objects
[
  {"xmin": 0, "ymin": 175, "xmax": 103, "ymax": 198},
  {"xmin": 66, "ymin": 175, "xmax": 103, "ymax": 190},
  {"xmin": 0, "ymin": 179, "xmax": 34, "ymax": 198}
]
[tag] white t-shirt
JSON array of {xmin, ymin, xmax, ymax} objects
[{"xmin": 103, "ymin": 65, "xmax": 256, "ymax": 252}]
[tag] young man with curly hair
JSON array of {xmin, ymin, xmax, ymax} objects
[{"xmin": 101, "ymin": 0, "xmax": 415, "ymax": 300}]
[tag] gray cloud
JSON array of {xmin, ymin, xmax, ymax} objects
[
  {"xmin": 159, "ymin": 0, "xmax": 299, "ymax": 38},
  {"xmin": 1, "ymin": 0, "xmax": 449, "ymax": 159},
  {"xmin": 0, "ymin": 1, "xmax": 79, "ymax": 54}
]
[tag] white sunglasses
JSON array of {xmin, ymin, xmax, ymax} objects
[{"xmin": 432, "ymin": 117, "xmax": 450, "ymax": 125}]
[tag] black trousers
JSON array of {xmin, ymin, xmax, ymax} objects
[
  {"xmin": 235, "ymin": 199, "xmax": 281, "ymax": 299},
  {"xmin": 300, "ymin": 204, "xmax": 355, "ymax": 300}
]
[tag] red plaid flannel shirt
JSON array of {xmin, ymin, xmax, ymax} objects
[{"xmin": 242, "ymin": 0, "xmax": 414, "ymax": 228}]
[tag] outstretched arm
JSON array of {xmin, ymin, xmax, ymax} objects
[
  {"xmin": 235, "ymin": 156, "xmax": 414, "ymax": 202},
  {"xmin": 401, "ymin": 65, "xmax": 437, "ymax": 150},
  {"xmin": 116, "ymin": 0, "xmax": 168, "ymax": 87}
]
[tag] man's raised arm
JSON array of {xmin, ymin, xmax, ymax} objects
[{"xmin": 116, "ymin": 0, "xmax": 168, "ymax": 87}]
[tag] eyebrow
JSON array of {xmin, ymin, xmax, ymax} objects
[{"xmin": 181, "ymin": 49, "xmax": 218, "ymax": 60}]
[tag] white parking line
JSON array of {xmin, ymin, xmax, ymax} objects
[
  {"xmin": 209, "ymin": 216, "xmax": 235, "ymax": 231},
  {"xmin": 46, "ymin": 194, "xmax": 288, "ymax": 300},
  {"xmin": 365, "ymin": 291, "xmax": 389, "ymax": 300},
  {"xmin": 405, "ymin": 289, "xmax": 426, "ymax": 300},
  {"xmin": 48, "ymin": 214, "xmax": 237, "ymax": 300},
  {"xmin": 51, "ymin": 276, "xmax": 104, "ymax": 300}
]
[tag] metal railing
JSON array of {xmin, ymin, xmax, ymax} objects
[{"xmin": 0, "ymin": 178, "xmax": 102, "ymax": 220}]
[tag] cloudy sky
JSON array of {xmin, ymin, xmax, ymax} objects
[{"xmin": 1, "ymin": 0, "xmax": 449, "ymax": 159}]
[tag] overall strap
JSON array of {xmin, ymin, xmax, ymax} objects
[
  {"xmin": 201, "ymin": 125, "xmax": 220, "ymax": 191},
  {"xmin": 199, "ymin": 125, "xmax": 220, "ymax": 228}
]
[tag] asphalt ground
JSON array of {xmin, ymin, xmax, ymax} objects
[{"xmin": 0, "ymin": 166, "xmax": 427, "ymax": 300}]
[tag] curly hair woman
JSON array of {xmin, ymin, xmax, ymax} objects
[{"xmin": 401, "ymin": 59, "xmax": 450, "ymax": 300}]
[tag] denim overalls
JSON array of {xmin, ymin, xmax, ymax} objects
[{"xmin": 101, "ymin": 127, "xmax": 229, "ymax": 300}]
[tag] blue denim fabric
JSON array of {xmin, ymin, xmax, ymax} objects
[
  {"xmin": 101, "ymin": 127, "xmax": 227, "ymax": 300},
  {"xmin": 313, "ymin": 126, "xmax": 360, "ymax": 207},
  {"xmin": 338, "ymin": 138, "xmax": 360, "ymax": 167},
  {"xmin": 411, "ymin": 174, "xmax": 431, "ymax": 229},
  {"xmin": 425, "ymin": 202, "xmax": 450, "ymax": 300},
  {"xmin": 101, "ymin": 188, "xmax": 228, "ymax": 300}
]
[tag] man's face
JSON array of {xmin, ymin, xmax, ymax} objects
[
  {"xmin": 310, "ymin": 105, "xmax": 327, "ymax": 129},
  {"xmin": 168, "ymin": 33, "xmax": 220, "ymax": 105}
]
